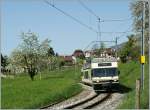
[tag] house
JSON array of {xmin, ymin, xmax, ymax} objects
[
  {"xmin": 84, "ymin": 48, "xmax": 116, "ymax": 58},
  {"xmin": 58, "ymin": 55, "xmax": 75, "ymax": 66},
  {"xmin": 105, "ymin": 48, "xmax": 116, "ymax": 56},
  {"xmin": 84, "ymin": 50, "xmax": 93, "ymax": 58},
  {"xmin": 72, "ymin": 49, "xmax": 85, "ymax": 59},
  {"xmin": 64, "ymin": 56, "xmax": 73, "ymax": 62}
]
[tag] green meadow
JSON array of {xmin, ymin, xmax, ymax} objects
[
  {"xmin": 1, "ymin": 67, "xmax": 82, "ymax": 109},
  {"xmin": 1, "ymin": 61, "xmax": 149, "ymax": 109}
]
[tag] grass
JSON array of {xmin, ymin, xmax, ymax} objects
[
  {"xmin": 118, "ymin": 61, "xmax": 149, "ymax": 109},
  {"xmin": 2, "ymin": 62, "xmax": 149, "ymax": 109},
  {"xmin": 1, "ymin": 66, "xmax": 83, "ymax": 109}
]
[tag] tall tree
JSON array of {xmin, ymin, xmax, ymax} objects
[
  {"xmin": 119, "ymin": 34, "xmax": 139, "ymax": 62},
  {"xmin": 47, "ymin": 47, "xmax": 56, "ymax": 70},
  {"xmin": 20, "ymin": 31, "xmax": 40, "ymax": 80},
  {"xmin": 10, "ymin": 31, "xmax": 51, "ymax": 80},
  {"xmin": 1, "ymin": 54, "xmax": 4, "ymax": 66},
  {"xmin": 39, "ymin": 38, "xmax": 51, "ymax": 56},
  {"xmin": 1, "ymin": 54, "xmax": 9, "ymax": 69},
  {"xmin": 38, "ymin": 39, "xmax": 51, "ymax": 71},
  {"xmin": 130, "ymin": 1, "xmax": 149, "ymax": 54},
  {"xmin": 47, "ymin": 47, "xmax": 55, "ymax": 57},
  {"xmin": 55, "ymin": 52, "xmax": 59, "ymax": 57}
]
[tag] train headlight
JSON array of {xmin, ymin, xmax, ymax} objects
[
  {"xmin": 96, "ymin": 80, "xmax": 99, "ymax": 83},
  {"xmin": 114, "ymin": 80, "xmax": 118, "ymax": 82}
]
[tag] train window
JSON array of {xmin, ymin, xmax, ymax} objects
[
  {"xmin": 98, "ymin": 63, "xmax": 111, "ymax": 66},
  {"xmin": 92, "ymin": 68, "xmax": 117, "ymax": 77},
  {"xmin": 84, "ymin": 71, "xmax": 89, "ymax": 79}
]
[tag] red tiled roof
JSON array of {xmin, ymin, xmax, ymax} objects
[{"xmin": 73, "ymin": 49, "xmax": 84, "ymax": 57}]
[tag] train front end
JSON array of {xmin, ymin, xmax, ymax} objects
[{"xmin": 91, "ymin": 58, "xmax": 119, "ymax": 90}]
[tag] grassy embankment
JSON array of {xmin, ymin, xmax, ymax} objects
[
  {"xmin": 2, "ymin": 61, "xmax": 149, "ymax": 109},
  {"xmin": 118, "ymin": 61, "xmax": 149, "ymax": 109},
  {"xmin": 1, "ymin": 67, "xmax": 82, "ymax": 109}
]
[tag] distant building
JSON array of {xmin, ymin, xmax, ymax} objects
[
  {"xmin": 58, "ymin": 55, "xmax": 75, "ymax": 66},
  {"xmin": 105, "ymin": 48, "xmax": 116, "ymax": 56},
  {"xmin": 72, "ymin": 49, "xmax": 85, "ymax": 58},
  {"xmin": 84, "ymin": 50, "xmax": 93, "ymax": 58},
  {"xmin": 64, "ymin": 56, "xmax": 73, "ymax": 62},
  {"xmin": 84, "ymin": 48, "xmax": 116, "ymax": 58}
]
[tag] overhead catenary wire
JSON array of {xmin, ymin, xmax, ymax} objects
[
  {"xmin": 77, "ymin": 0, "xmax": 134, "ymax": 50},
  {"xmin": 78, "ymin": 0, "xmax": 99, "ymax": 19},
  {"xmin": 44, "ymin": 0, "xmax": 134, "ymax": 34},
  {"xmin": 83, "ymin": 24, "xmax": 136, "ymax": 51},
  {"xmin": 83, "ymin": 40, "xmax": 117, "ymax": 51},
  {"xmin": 44, "ymin": 0, "xmax": 98, "ymax": 33},
  {"xmin": 78, "ymin": 0, "xmax": 102, "ymax": 48},
  {"xmin": 101, "ymin": 17, "xmax": 133, "ymax": 22},
  {"xmin": 45, "ymin": 0, "xmax": 135, "ymax": 52},
  {"xmin": 78, "ymin": 0, "xmax": 133, "ymax": 22},
  {"xmin": 117, "ymin": 24, "xmax": 134, "ymax": 39}
]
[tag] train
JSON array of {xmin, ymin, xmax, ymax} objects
[{"xmin": 81, "ymin": 57, "xmax": 120, "ymax": 91}]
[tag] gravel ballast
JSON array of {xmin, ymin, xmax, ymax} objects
[
  {"xmin": 47, "ymin": 84, "xmax": 94, "ymax": 109},
  {"xmin": 94, "ymin": 93, "xmax": 124, "ymax": 109},
  {"xmin": 44, "ymin": 84, "xmax": 125, "ymax": 109}
]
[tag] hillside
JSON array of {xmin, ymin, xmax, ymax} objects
[
  {"xmin": 118, "ymin": 61, "xmax": 149, "ymax": 109},
  {"xmin": 111, "ymin": 42, "xmax": 126, "ymax": 51}
]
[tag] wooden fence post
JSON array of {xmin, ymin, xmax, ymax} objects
[{"xmin": 135, "ymin": 79, "xmax": 140, "ymax": 109}]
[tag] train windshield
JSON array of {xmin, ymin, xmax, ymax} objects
[{"xmin": 92, "ymin": 68, "xmax": 117, "ymax": 77}]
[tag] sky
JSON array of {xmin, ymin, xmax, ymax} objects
[{"xmin": 1, "ymin": 0, "xmax": 134, "ymax": 56}]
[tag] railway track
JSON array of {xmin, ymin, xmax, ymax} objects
[
  {"xmin": 63, "ymin": 91, "xmax": 98, "ymax": 109},
  {"xmin": 83, "ymin": 93, "xmax": 112, "ymax": 109},
  {"xmin": 41, "ymin": 84, "xmax": 113, "ymax": 109},
  {"xmin": 40, "ymin": 98, "xmax": 65, "ymax": 109},
  {"xmin": 41, "ymin": 91, "xmax": 113, "ymax": 109},
  {"xmin": 64, "ymin": 93, "xmax": 112, "ymax": 109}
]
